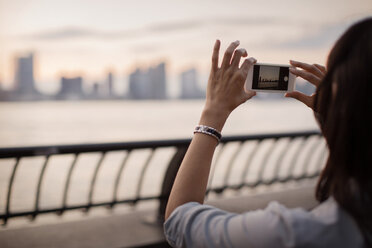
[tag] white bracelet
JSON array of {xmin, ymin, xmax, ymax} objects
[{"xmin": 193, "ymin": 125, "xmax": 222, "ymax": 143}]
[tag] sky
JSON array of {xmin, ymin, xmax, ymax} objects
[{"xmin": 0, "ymin": 0, "xmax": 371, "ymax": 95}]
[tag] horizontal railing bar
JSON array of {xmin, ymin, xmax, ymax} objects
[
  {"xmin": 0, "ymin": 196, "xmax": 164, "ymax": 220},
  {"xmin": 0, "ymin": 140, "xmax": 190, "ymax": 158},
  {"xmin": 0, "ymin": 131, "xmax": 320, "ymax": 159},
  {"xmin": 220, "ymin": 131, "xmax": 320, "ymax": 143},
  {"xmin": 209, "ymin": 172, "xmax": 321, "ymax": 194}
]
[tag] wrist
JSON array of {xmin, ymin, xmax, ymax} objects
[{"xmin": 199, "ymin": 105, "xmax": 230, "ymax": 132}]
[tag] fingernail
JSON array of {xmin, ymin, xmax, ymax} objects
[
  {"xmin": 234, "ymin": 40, "xmax": 240, "ymax": 45},
  {"xmin": 289, "ymin": 68, "xmax": 295, "ymax": 72},
  {"xmin": 248, "ymin": 58, "xmax": 256, "ymax": 63}
]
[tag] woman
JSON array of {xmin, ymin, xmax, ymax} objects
[{"xmin": 164, "ymin": 17, "xmax": 372, "ymax": 247}]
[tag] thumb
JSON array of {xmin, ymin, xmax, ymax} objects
[
  {"xmin": 242, "ymin": 90, "xmax": 256, "ymax": 102},
  {"xmin": 285, "ymin": 91, "xmax": 313, "ymax": 108}
]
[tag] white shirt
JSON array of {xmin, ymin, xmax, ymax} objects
[{"xmin": 164, "ymin": 197, "xmax": 364, "ymax": 248}]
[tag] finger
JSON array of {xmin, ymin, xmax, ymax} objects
[
  {"xmin": 290, "ymin": 67, "xmax": 321, "ymax": 86},
  {"xmin": 231, "ymin": 58, "xmax": 256, "ymax": 87},
  {"xmin": 236, "ymin": 57, "xmax": 256, "ymax": 86},
  {"xmin": 231, "ymin": 48, "xmax": 247, "ymax": 68},
  {"xmin": 239, "ymin": 90, "xmax": 256, "ymax": 104},
  {"xmin": 285, "ymin": 91, "xmax": 313, "ymax": 108},
  {"xmin": 231, "ymin": 69, "xmax": 247, "ymax": 86},
  {"xmin": 290, "ymin": 60, "xmax": 323, "ymax": 78},
  {"xmin": 221, "ymin": 40, "xmax": 240, "ymax": 69},
  {"xmin": 240, "ymin": 57, "xmax": 256, "ymax": 74},
  {"xmin": 314, "ymin": 64, "xmax": 326, "ymax": 74},
  {"xmin": 243, "ymin": 90, "xmax": 256, "ymax": 101},
  {"xmin": 211, "ymin": 40, "xmax": 221, "ymax": 73}
]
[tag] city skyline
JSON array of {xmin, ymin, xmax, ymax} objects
[
  {"xmin": 0, "ymin": 52, "xmax": 205, "ymax": 101},
  {"xmin": 0, "ymin": 0, "xmax": 371, "ymax": 95},
  {"xmin": 259, "ymin": 66, "xmax": 280, "ymax": 82}
]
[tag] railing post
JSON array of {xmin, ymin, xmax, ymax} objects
[
  {"xmin": 157, "ymin": 145, "xmax": 189, "ymax": 222},
  {"xmin": 3, "ymin": 158, "xmax": 21, "ymax": 226}
]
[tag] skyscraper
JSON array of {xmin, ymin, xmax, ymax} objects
[
  {"xmin": 148, "ymin": 63, "xmax": 167, "ymax": 99},
  {"xmin": 129, "ymin": 68, "xmax": 148, "ymax": 99},
  {"xmin": 128, "ymin": 62, "xmax": 167, "ymax": 100},
  {"xmin": 180, "ymin": 68, "xmax": 204, "ymax": 99},
  {"xmin": 107, "ymin": 71, "xmax": 114, "ymax": 97},
  {"xmin": 57, "ymin": 77, "xmax": 84, "ymax": 100},
  {"xmin": 91, "ymin": 82, "xmax": 100, "ymax": 98},
  {"xmin": 14, "ymin": 53, "xmax": 36, "ymax": 95}
]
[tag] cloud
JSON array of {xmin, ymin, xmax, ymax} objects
[
  {"xmin": 146, "ymin": 20, "xmax": 203, "ymax": 32},
  {"xmin": 24, "ymin": 16, "xmax": 352, "ymax": 53},
  {"xmin": 28, "ymin": 27, "xmax": 138, "ymax": 40},
  {"xmin": 33, "ymin": 28, "xmax": 94, "ymax": 39},
  {"xmin": 24, "ymin": 17, "xmax": 292, "ymax": 41},
  {"xmin": 274, "ymin": 22, "xmax": 351, "ymax": 49},
  {"xmin": 211, "ymin": 16, "xmax": 291, "ymax": 26},
  {"xmin": 25, "ymin": 20, "xmax": 205, "ymax": 41}
]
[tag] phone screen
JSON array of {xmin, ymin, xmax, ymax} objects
[{"xmin": 252, "ymin": 65, "xmax": 290, "ymax": 91}]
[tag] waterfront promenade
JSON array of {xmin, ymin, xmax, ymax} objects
[
  {"xmin": 0, "ymin": 182, "xmax": 317, "ymax": 248},
  {"xmin": 0, "ymin": 131, "xmax": 325, "ymax": 247}
]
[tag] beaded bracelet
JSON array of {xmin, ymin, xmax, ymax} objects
[{"xmin": 193, "ymin": 125, "xmax": 222, "ymax": 143}]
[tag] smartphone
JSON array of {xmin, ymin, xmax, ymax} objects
[{"xmin": 245, "ymin": 63, "xmax": 296, "ymax": 93}]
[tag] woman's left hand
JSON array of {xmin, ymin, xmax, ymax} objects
[
  {"xmin": 200, "ymin": 40, "xmax": 256, "ymax": 131},
  {"xmin": 165, "ymin": 40, "xmax": 255, "ymax": 220}
]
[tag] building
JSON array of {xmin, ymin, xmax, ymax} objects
[
  {"xmin": 180, "ymin": 68, "xmax": 204, "ymax": 99},
  {"xmin": 14, "ymin": 53, "xmax": 37, "ymax": 96},
  {"xmin": 128, "ymin": 63, "xmax": 167, "ymax": 100},
  {"xmin": 107, "ymin": 72, "xmax": 114, "ymax": 97},
  {"xmin": 0, "ymin": 80, "xmax": 7, "ymax": 101},
  {"xmin": 57, "ymin": 77, "xmax": 84, "ymax": 100},
  {"xmin": 90, "ymin": 82, "xmax": 100, "ymax": 99},
  {"xmin": 148, "ymin": 63, "xmax": 166, "ymax": 99},
  {"xmin": 129, "ymin": 69, "xmax": 147, "ymax": 99}
]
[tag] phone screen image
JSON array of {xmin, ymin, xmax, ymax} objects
[{"xmin": 252, "ymin": 65, "xmax": 290, "ymax": 91}]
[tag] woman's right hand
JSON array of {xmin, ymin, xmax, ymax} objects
[{"xmin": 285, "ymin": 60, "xmax": 326, "ymax": 111}]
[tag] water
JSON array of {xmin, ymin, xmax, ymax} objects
[
  {"xmin": 0, "ymin": 99, "xmax": 321, "ymax": 224},
  {"xmin": 0, "ymin": 99, "xmax": 318, "ymax": 147}
]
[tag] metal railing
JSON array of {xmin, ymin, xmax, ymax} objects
[{"xmin": 0, "ymin": 130, "xmax": 327, "ymax": 226}]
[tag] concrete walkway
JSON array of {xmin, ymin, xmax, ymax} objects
[{"xmin": 0, "ymin": 182, "xmax": 318, "ymax": 248}]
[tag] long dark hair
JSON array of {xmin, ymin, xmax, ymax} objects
[{"xmin": 315, "ymin": 17, "xmax": 372, "ymax": 245}]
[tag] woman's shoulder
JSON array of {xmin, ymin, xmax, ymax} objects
[
  {"xmin": 252, "ymin": 197, "xmax": 364, "ymax": 247},
  {"xmin": 164, "ymin": 199, "xmax": 364, "ymax": 248}
]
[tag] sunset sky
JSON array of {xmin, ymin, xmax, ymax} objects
[{"xmin": 0, "ymin": 0, "xmax": 371, "ymax": 95}]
